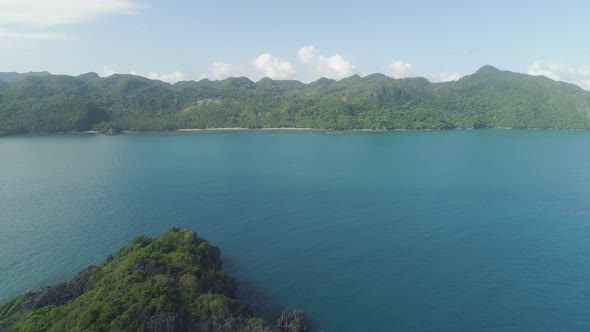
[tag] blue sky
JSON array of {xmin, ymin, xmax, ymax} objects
[{"xmin": 1, "ymin": 0, "xmax": 590, "ymax": 88}]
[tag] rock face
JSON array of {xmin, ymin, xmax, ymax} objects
[
  {"xmin": 104, "ymin": 127, "xmax": 119, "ymax": 135},
  {"xmin": 0, "ymin": 228, "xmax": 307, "ymax": 332},
  {"xmin": 15, "ymin": 266, "xmax": 95, "ymax": 313},
  {"xmin": 277, "ymin": 310, "xmax": 308, "ymax": 332}
]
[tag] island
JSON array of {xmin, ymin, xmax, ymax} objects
[{"xmin": 0, "ymin": 228, "xmax": 307, "ymax": 332}]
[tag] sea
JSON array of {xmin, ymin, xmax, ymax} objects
[{"xmin": 2, "ymin": 129, "xmax": 590, "ymax": 331}]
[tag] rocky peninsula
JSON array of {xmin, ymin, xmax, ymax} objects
[{"xmin": 0, "ymin": 228, "xmax": 306, "ymax": 332}]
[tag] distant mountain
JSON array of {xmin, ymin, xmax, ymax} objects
[
  {"xmin": 0, "ymin": 71, "xmax": 51, "ymax": 83},
  {"xmin": 1, "ymin": 66, "xmax": 589, "ymax": 136}
]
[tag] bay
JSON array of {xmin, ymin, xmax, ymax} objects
[{"xmin": 2, "ymin": 130, "xmax": 590, "ymax": 331}]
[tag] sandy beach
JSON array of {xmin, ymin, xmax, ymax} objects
[{"xmin": 176, "ymin": 127, "xmax": 317, "ymax": 132}]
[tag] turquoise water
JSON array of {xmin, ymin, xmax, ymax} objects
[{"xmin": 2, "ymin": 130, "xmax": 590, "ymax": 331}]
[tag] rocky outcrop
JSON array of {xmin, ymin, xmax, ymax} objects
[
  {"xmin": 11, "ymin": 266, "xmax": 96, "ymax": 314},
  {"xmin": 0, "ymin": 228, "xmax": 307, "ymax": 332},
  {"xmin": 277, "ymin": 310, "xmax": 308, "ymax": 332}
]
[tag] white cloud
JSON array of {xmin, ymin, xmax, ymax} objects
[
  {"xmin": 528, "ymin": 60, "xmax": 590, "ymax": 90},
  {"xmin": 148, "ymin": 71, "xmax": 184, "ymax": 83},
  {"xmin": 425, "ymin": 72, "xmax": 462, "ymax": 82},
  {"xmin": 253, "ymin": 53, "xmax": 294, "ymax": 79},
  {"xmin": 0, "ymin": 0, "xmax": 141, "ymax": 26},
  {"xmin": 528, "ymin": 61, "xmax": 561, "ymax": 80},
  {"xmin": 97, "ymin": 67, "xmax": 183, "ymax": 83},
  {"xmin": 388, "ymin": 60, "xmax": 412, "ymax": 78},
  {"xmin": 297, "ymin": 45, "xmax": 356, "ymax": 80},
  {"xmin": 0, "ymin": 0, "xmax": 141, "ymax": 42},
  {"xmin": 0, "ymin": 27, "xmax": 67, "ymax": 40},
  {"xmin": 98, "ymin": 66, "xmax": 118, "ymax": 77},
  {"xmin": 200, "ymin": 61, "xmax": 237, "ymax": 80},
  {"xmin": 297, "ymin": 46, "xmax": 316, "ymax": 64},
  {"xmin": 386, "ymin": 60, "xmax": 462, "ymax": 82},
  {"xmin": 437, "ymin": 72, "xmax": 462, "ymax": 82}
]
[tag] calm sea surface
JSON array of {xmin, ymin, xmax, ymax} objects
[{"xmin": 2, "ymin": 130, "xmax": 590, "ymax": 331}]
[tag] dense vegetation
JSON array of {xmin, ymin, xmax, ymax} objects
[
  {"xmin": 1, "ymin": 65, "xmax": 589, "ymax": 136},
  {"xmin": 0, "ymin": 228, "xmax": 307, "ymax": 332}
]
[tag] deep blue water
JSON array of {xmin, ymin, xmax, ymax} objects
[{"xmin": 2, "ymin": 130, "xmax": 590, "ymax": 331}]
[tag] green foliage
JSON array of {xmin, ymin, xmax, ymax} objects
[
  {"xmin": 131, "ymin": 235, "xmax": 152, "ymax": 248},
  {"xmin": 0, "ymin": 228, "xmax": 265, "ymax": 331},
  {"xmin": 189, "ymin": 293, "xmax": 229, "ymax": 321},
  {"xmin": 246, "ymin": 316, "xmax": 266, "ymax": 327},
  {"xmin": 2, "ymin": 65, "xmax": 589, "ymax": 136}
]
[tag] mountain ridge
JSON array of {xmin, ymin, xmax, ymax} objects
[
  {"xmin": 1, "ymin": 65, "xmax": 589, "ymax": 136},
  {"xmin": 0, "ymin": 71, "xmax": 51, "ymax": 83},
  {"xmin": 0, "ymin": 65, "xmax": 569, "ymax": 87}
]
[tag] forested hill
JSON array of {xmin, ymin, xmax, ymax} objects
[
  {"xmin": 0, "ymin": 71, "xmax": 50, "ymax": 83},
  {"xmin": 1, "ymin": 65, "xmax": 589, "ymax": 136}
]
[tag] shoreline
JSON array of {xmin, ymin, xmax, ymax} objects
[
  {"xmin": 174, "ymin": 127, "xmax": 318, "ymax": 132},
  {"xmin": 99, "ymin": 127, "xmax": 424, "ymax": 135},
  {"xmin": 2, "ymin": 127, "xmax": 586, "ymax": 138},
  {"xmin": 100, "ymin": 127, "xmax": 587, "ymax": 135}
]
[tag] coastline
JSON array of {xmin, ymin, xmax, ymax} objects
[
  {"xmin": 174, "ymin": 127, "xmax": 318, "ymax": 132},
  {"xmin": 93, "ymin": 127, "xmax": 419, "ymax": 135},
  {"xmin": 1, "ymin": 127, "xmax": 586, "ymax": 138},
  {"xmin": 96, "ymin": 127, "xmax": 415, "ymax": 134},
  {"xmin": 95, "ymin": 127, "xmax": 586, "ymax": 135}
]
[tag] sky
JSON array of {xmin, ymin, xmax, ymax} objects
[{"xmin": 1, "ymin": 0, "xmax": 590, "ymax": 89}]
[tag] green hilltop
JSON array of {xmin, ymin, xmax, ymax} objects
[
  {"xmin": 0, "ymin": 228, "xmax": 306, "ymax": 332},
  {"xmin": 1, "ymin": 66, "xmax": 589, "ymax": 136},
  {"xmin": 0, "ymin": 71, "xmax": 50, "ymax": 84}
]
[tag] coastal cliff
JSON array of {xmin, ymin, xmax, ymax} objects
[{"xmin": 0, "ymin": 228, "xmax": 306, "ymax": 332}]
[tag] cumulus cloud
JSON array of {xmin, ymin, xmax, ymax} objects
[
  {"xmin": 297, "ymin": 46, "xmax": 316, "ymax": 64},
  {"xmin": 0, "ymin": 0, "xmax": 141, "ymax": 26},
  {"xmin": 528, "ymin": 61, "xmax": 561, "ymax": 80},
  {"xmin": 425, "ymin": 72, "xmax": 462, "ymax": 82},
  {"xmin": 148, "ymin": 71, "xmax": 184, "ymax": 83},
  {"xmin": 98, "ymin": 66, "xmax": 183, "ymax": 83},
  {"xmin": 386, "ymin": 60, "xmax": 462, "ymax": 82},
  {"xmin": 200, "ymin": 61, "xmax": 237, "ymax": 80},
  {"xmin": 98, "ymin": 66, "xmax": 118, "ymax": 77},
  {"xmin": 388, "ymin": 60, "xmax": 412, "ymax": 78},
  {"xmin": 528, "ymin": 60, "xmax": 590, "ymax": 90},
  {"xmin": 297, "ymin": 45, "xmax": 356, "ymax": 80},
  {"xmin": 253, "ymin": 53, "xmax": 294, "ymax": 79},
  {"xmin": 97, "ymin": 67, "xmax": 138, "ymax": 77},
  {"xmin": 435, "ymin": 72, "xmax": 462, "ymax": 82}
]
